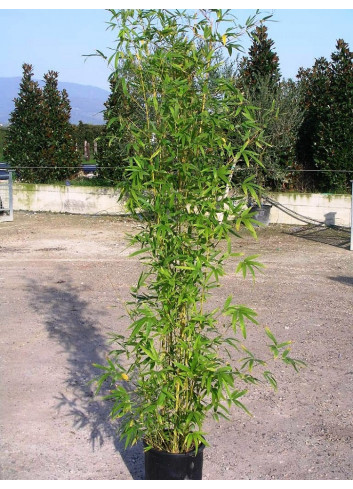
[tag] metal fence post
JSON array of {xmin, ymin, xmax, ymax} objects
[
  {"xmin": 0, "ymin": 162, "xmax": 14, "ymax": 222},
  {"xmin": 8, "ymin": 170, "xmax": 14, "ymax": 222}
]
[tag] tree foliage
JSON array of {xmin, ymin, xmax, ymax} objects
[
  {"xmin": 4, "ymin": 64, "xmax": 45, "ymax": 182},
  {"xmin": 5, "ymin": 65, "xmax": 79, "ymax": 183},
  {"xmin": 235, "ymin": 26, "xmax": 303, "ymax": 191},
  {"xmin": 238, "ymin": 25, "xmax": 281, "ymax": 92},
  {"xmin": 238, "ymin": 77, "xmax": 304, "ymax": 191},
  {"xmin": 0, "ymin": 127, "xmax": 6, "ymax": 160},
  {"xmin": 297, "ymin": 39, "xmax": 353, "ymax": 192},
  {"xmin": 39, "ymin": 70, "xmax": 80, "ymax": 182},
  {"xmin": 95, "ymin": 70, "xmax": 143, "ymax": 183},
  {"xmin": 71, "ymin": 121, "xmax": 104, "ymax": 158}
]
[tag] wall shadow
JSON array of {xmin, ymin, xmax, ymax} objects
[
  {"xmin": 27, "ymin": 275, "xmax": 144, "ymax": 480},
  {"xmin": 287, "ymin": 224, "xmax": 351, "ymax": 250}
]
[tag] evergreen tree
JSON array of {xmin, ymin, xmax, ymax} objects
[
  {"xmin": 95, "ymin": 79, "xmax": 125, "ymax": 183},
  {"xmin": 40, "ymin": 70, "xmax": 80, "ymax": 182},
  {"xmin": 96, "ymin": 71, "xmax": 142, "ymax": 183},
  {"xmin": 5, "ymin": 65, "xmax": 80, "ymax": 183},
  {"xmin": 297, "ymin": 58, "xmax": 330, "ymax": 190},
  {"xmin": 242, "ymin": 78, "xmax": 304, "ymax": 191},
  {"xmin": 297, "ymin": 39, "xmax": 353, "ymax": 192},
  {"xmin": 326, "ymin": 40, "xmax": 353, "ymax": 191},
  {"xmin": 4, "ymin": 63, "xmax": 45, "ymax": 182},
  {"xmin": 238, "ymin": 25, "xmax": 281, "ymax": 91},
  {"xmin": 235, "ymin": 27, "xmax": 302, "ymax": 191}
]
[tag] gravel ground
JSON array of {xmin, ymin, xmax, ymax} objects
[{"xmin": 0, "ymin": 211, "xmax": 352, "ymax": 480}]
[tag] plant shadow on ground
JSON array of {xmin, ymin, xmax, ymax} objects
[
  {"xmin": 328, "ymin": 275, "xmax": 353, "ymax": 286},
  {"xmin": 287, "ymin": 224, "xmax": 351, "ymax": 250},
  {"xmin": 27, "ymin": 275, "xmax": 144, "ymax": 480}
]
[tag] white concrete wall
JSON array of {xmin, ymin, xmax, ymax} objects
[
  {"xmin": 268, "ymin": 192, "xmax": 352, "ymax": 227},
  {"xmin": 13, "ymin": 183, "xmax": 127, "ymax": 215},
  {"xmin": 12, "ymin": 184, "xmax": 352, "ymax": 227}
]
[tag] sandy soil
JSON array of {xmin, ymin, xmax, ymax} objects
[{"xmin": 0, "ymin": 211, "xmax": 352, "ymax": 480}]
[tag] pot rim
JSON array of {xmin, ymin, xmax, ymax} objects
[{"xmin": 143, "ymin": 440, "xmax": 205, "ymax": 457}]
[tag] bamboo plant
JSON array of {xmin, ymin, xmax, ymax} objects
[{"xmin": 94, "ymin": 9, "xmax": 304, "ymax": 455}]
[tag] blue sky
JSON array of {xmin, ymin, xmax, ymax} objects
[{"xmin": 2, "ymin": 8, "xmax": 353, "ymax": 91}]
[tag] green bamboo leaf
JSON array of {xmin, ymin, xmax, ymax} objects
[
  {"xmin": 174, "ymin": 265, "xmax": 196, "ymax": 270},
  {"xmin": 121, "ymin": 77, "xmax": 128, "ymax": 96},
  {"xmin": 156, "ymin": 391, "xmax": 166, "ymax": 406},
  {"xmin": 150, "ymin": 147, "xmax": 161, "ymax": 160},
  {"xmin": 129, "ymin": 247, "xmax": 151, "ymax": 257},
  {"xmin": 263, "ymin": 371, "xmax": 278, "ymax": 390},
  {"xmin": 265, "ymin": 327, "xmax": 278, "ymax": 345},
  {"xmin": 222, "ymin": 295, "xmax": 232, "ymax": 312}
]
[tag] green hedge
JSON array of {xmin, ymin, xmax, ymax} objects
[{"xmin": 0, "ymin": 127, "xmax": 7, "ymax": 161}]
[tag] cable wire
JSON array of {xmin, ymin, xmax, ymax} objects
[{"xmin": 264, "ymin": 195, "xmax": 350, "ymax": 231}]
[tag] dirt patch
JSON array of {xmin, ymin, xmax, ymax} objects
[{"xmin": 0, "ymin": 211, "xmax": 352, "ymax": 480}]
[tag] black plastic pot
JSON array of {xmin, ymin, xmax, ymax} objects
[
  {"xmin": 144, "ymin": 442, "xmax": 205, "ymax": 480},
  {"xmin": 250, "ymin": 204, "xmax": 272, "ymax": 226}
]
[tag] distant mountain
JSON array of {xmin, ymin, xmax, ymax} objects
[{"xmin": 0, "ymin": 77, "xmax": 109, "ymax": 125}]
